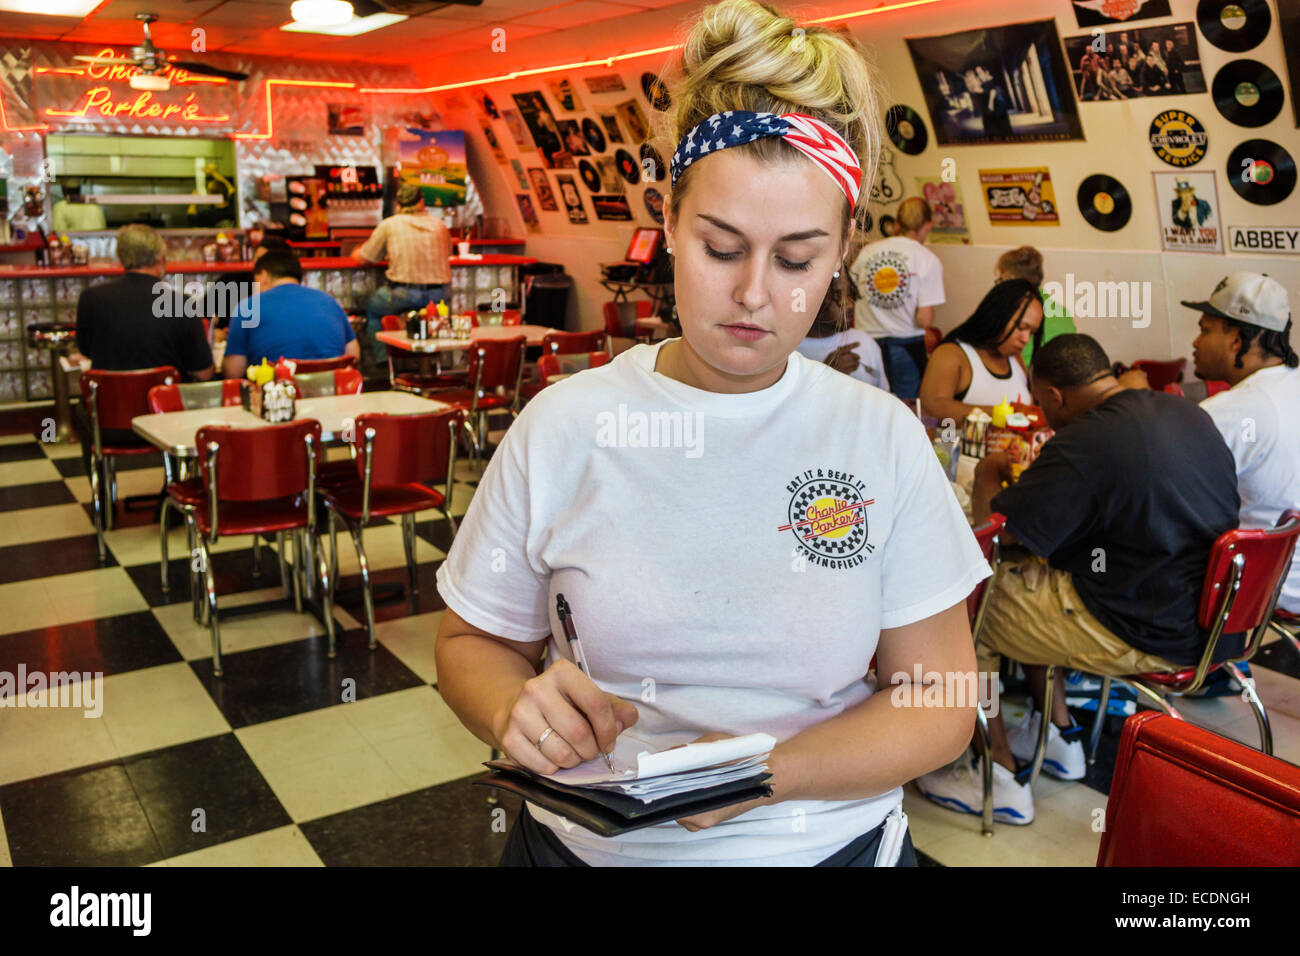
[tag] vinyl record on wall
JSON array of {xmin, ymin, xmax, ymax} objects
[
  {"xmin": 582, "ymin": 117, "xmax": 607, "ymax": 153},
  {"xmin": 1197, "ymin": 0, "xmax": 1271, "ymax": 52},
  {"xmin": 641, "ymin": 72, "xmax": 671, "ymax": 111},
  {"xmin": 643, "ymin": 187, "xmax": 665, "ymax": 224},
  {"xmin": 577, "ymin": 159, "xmax": 602, "ymax": 192},
  {"xmin": 885, "ymin": 105, "xmax": 929, "ymax": 155},
  {"xmin": 1077, "ymin": 174, "xmax": 1133, "ymax": 232},
  {"xmin": 1227, "ymin": 138, "xmax": 1297, "ymax": 205},
  {"xmin": 614, "ymin": 148, "xmax": 640, "ymax": 184},
  {"xmin": 1212, "ymin": 60, "xmax": 1285, "ymax": 127}
]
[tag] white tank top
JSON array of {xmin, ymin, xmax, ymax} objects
[{"xmin": 955, "ymin": 341, "xmax": 1030, "ymax": 406}]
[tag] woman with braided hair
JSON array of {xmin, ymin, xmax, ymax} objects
[{"xmin": 434, "ymin": 0, "xmax": 987, "ymax": 866}]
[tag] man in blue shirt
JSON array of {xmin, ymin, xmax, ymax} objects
[{"xmin": 222, "ymin": 251, "xmax": 359, "ymax": 379}]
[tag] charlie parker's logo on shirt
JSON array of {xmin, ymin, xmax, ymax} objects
[
  {"xmin": 594, "ymin": 403, "xmax": 704, "ymax": 458},
  {"xmin": 779, "ymin": 469, "xmax": 873, "ymax": 568},
  {"xmin": 862, "ymin": 249, "xmax": 913, "ymax": 309}
]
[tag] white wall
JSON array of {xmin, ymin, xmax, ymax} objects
[{"xmin": 432, "ymin": 0, "xmax": 1300, "ymax": 356}]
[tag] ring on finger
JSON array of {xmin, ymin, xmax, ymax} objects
[{"xmin": 537, "ymin": 726, "xmax": 555, "ymax": 750}]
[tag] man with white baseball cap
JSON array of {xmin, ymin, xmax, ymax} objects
[{"xmin": 1188, "ymin": 271, "xmax": 1300, "ymax": 614}]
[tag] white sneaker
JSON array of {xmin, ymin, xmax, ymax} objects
[
  {"xmin": 1007, "ymin": 711, "xmax": 1087, "ymax": 781},
  {"xmin": 915, "ymin": 754, "xmax": 1034, "ymax": 825}
]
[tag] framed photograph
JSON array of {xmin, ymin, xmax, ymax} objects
[
  {"xmin": 527, "ymin": 168, "xmax": 558, "ymax": 211},
  {"xmin": 556, "ymin": 174, "xmax": 588, "ymax": 224},
  {"xmin": 327, "ymin": 103, "xmax": 366, "ymax": 136},
  {"xmin": 512, "ymin": 92, "xmax": 573, "ymax": 169},
  {"xmin": 1281, "ymin": 3, "xmax": 1300, "ymax": 126},
  {"xmin": 1154, "ymin": 171, "xmax": 1222, "ymax": 253},
  {"xmin": 600, "ymin": 113, "xmax": 626, "ymax": 145},
  {"xmin": 978, "ymin": 167, "xmax": 1061, "ymax": 225},
  {"xmin": 584, "ymin": 74, "xmax": 627, "ymax": 95},
  {"xmin": 916, "ymin": 176, "xmax": 971, "ymax": 244},
  {"xmin": 549, "ymin": 77, "xmax": 584, "ymax": 112},
  {"xmin": 907, "ymin": 19, "xmax": 1083, "ymax": 145},
  {"xmin": 592, "ymin": 194, "xmax": 633, "ymax": 221},
  {"xmin": 1070, "ymin": 0, "xmax": 1171, "ymax": 28},
  {"xmin": 515, "ymin": 193, "xmax": 541, "ymax": 234},
  {"xmin": 1064, "ymin": 22, "xmax": 1206, "ymax": 102}
]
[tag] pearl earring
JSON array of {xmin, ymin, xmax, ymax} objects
[
  {"xmin": 666, "ymin": 247, "xmax": 673, "ymax": 254},
  {"xmin": 833, "ymin": 270, "xmax": 840, "ymax": 278}
]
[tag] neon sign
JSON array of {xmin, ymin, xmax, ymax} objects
[{"xmin": 44, "ymin": 86, "xmax": 230, "ymax": 123}]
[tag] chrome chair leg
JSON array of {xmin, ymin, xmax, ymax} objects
[
  {"xmin": 329, "ymin": 509, "xmax": 340, "ymax": 593},
  {"xmin": 1028, "ymin": 665, "xmax": 1055, "ymax": 787},
  {"xmin": 349, "ymin": 522, "xmax": 377, "ymax": 650},
  {"xmin": 201, "ymin": 538, "xmax": 222, "ymax": 677},
  {"xmin": 974, "ymin": 704, "xmax": 994, "ymax": 837},
  {"xmin": 104, "ymin": 457, "xmax": 117, "ymax": 531},
  {"xmin": 276, "ymin": 531, "xmax": 290, "ymax": 597},
  {"xmin": 401, "ymin": 512, "xmax": 418, "ymax": 597},
  {"xmin": 1269, "ymin": 618, "xmax": 1300, "ymax": 656},
  {"xmin": 159, "ymin": 496, "xmax": 173, "ymax": 594},
  {"xmin": 251, "ymin": 535, "xmax": 262, "ymax": 577},
  {"xmin": 88, "ymin": 452, "xmax": 106, "ymax": 562},
  {"xmin": 1122, "ymin": 677, "xmax": 1181, "ymax": 718},
  {"xmin": 290, "ymin": 528, "xmax": 303, "ymax": 613},
  {"xmin": 315, "ymin": 533, "xmax": 337, "ymax": 660},
  {"xmin": 1088, "ymin": 675, "xmax": 1110, "ymax": 765},
  {"xmin": 1224, "ymin": 660, "xmax": 1273, "ymax": 755}
]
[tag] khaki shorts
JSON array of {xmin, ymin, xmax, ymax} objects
[{"xmin": 976, "ymin": 556, "xmax": 1180, "ymax": 677}]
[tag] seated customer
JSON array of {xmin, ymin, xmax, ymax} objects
[
  {"xmin": 1189, "ymin": 271, "xmax": 1300, "ymax": 614},
  {"xmin": 796, "ymin": 271, "xmax": 889, "ymax": 390},
  {"xmin": 222, "ymin": 250, "xmax": 360, "ymax": 379},
  {"xmin": 205, "ymin": 235, "xmax": 293, "ymax": 341},
  {"xmin": 994, "ymin": 246, "xmax": 1074, "ymax": 366},
  {"xmin": 919, "ymin": 279, "xmax": 1039, "ymax": 422},
  {"xmin": 916, "ymin": 334, "xmax": 1240, "ymax": 825}
]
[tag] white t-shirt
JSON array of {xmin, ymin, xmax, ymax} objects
[
  {"xmin": 796, "ymin": 329, "xmax": 891, "ymax": 391},
  {"xmin": 850, "ymin": 235, "xmax": 945, "ymax": 339},
  {"xmin": 1200, "ymin": 365, "xmax": 1300, "ymax": 614},
  {"xmin": 954, "ymin": 341, "xmax": 1030, "ymax": 407},
  {"xmin": 435, "ymin": 340, "xmax": 989, "ymax": 865}
]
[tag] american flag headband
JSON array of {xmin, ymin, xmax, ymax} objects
[{"xmin": 669, "ymin": 110, "xmax": 863, "ymax": 211}]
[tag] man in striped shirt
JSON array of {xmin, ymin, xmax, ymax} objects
[{"xmin": 356, "ymin": 183, "xmax": 453, "ymax": 362}]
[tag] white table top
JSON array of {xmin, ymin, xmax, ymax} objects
[
  {"xmin": 377, "ymin": 325, "xmax": 552, "ymax": 352},
  {"xmin": 132, "ymin": 391, "xmax": 450, "ymax": 457}
]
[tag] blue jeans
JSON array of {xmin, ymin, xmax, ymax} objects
[
  {"xmin": 365, "ymin": 283, "xmax": 451, "ymax": 362},
  {"xmin": 876, "ymin": 335, "xmax": 928, "ymax": 401}
]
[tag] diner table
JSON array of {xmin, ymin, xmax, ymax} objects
[{"xmin": 376, "ymin": 324, "xmax": 555, "ymax": 354}]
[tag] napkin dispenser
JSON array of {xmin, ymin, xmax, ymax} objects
[
  {"xmin": 405, "ymin": 311, "xmax": 430, "ymax": 340},
  {"xmin": 241, "ymin": 378, "xmax": 297, "ymax": 423}
]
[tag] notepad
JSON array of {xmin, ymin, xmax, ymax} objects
[{"xmin": 477, "ymin": 732, "xmax": 776, "ymax": 836}]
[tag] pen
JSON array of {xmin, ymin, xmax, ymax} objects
[{"xmin": 555, "ymin": 593, "xmax": 616, "ymax": 773}]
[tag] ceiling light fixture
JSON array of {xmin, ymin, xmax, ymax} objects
[
  {"xmin": 290, "ymin": 0, "xmax": 355, "ymax": 26},
  {"xmin": 129, "ymin": 73, "xmax": 170, "ymax": 92},
  {"xmin": 281, "ymin": 11, "xmax": 405, "ymax": 36},
  {"xmin": 0, "ymin": 0, "xmax": 100, "ymax": 15}
]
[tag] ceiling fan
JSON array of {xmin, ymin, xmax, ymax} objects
[{"xmin": 74, "ymin": 12, "xmax": 249, "ymax": 92}]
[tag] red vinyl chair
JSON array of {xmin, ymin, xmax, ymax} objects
[
  {"xmin": 427, "ymin": 335, "xmax": 527, "ymax": 471},
  {"xmin": 1098, "ymin": 711, "xmax": 1300, "ymax": 866},
  {"xmin": 380, "ymin": 314, "xmax": 469, "ymax": 393},
  {"xmin": 537, "ymin": 350, "xmax": 611, "ymax": 385},
  {"xmin": 1052, "ymin": 510, "xmax": 1300, "ymax": 780},
  {"xmin": 274, "ymin": 355, "xmax": 356, "ymax": 374},
  {"xmin": 1272, "ymin": 608, "xmax": 1300, "ymax": 657},
  {"xmin": 1129, "ymin": 358, "xmax": 1186, "ymax": 391},
  {"xmin": 274, "ymin": 366, "xmax": 363, "ymax": 398},
  {"xmin": 541, "ymin": 329, "xmax": 607, "ymax": 356},
  {"xmin": 924, "ymin": 327, "xmax": 943, "ymax": 355},
  {"xmin": 321, "ymin": 409, "xmax": 463, "ymax": 648},
  {"xmin": 80, "ymin": 366, "xmax": 178, "ymax": 561},
  {"xmin": 968, "ymin": 512, "xmax": 1006, "ymax": 837},
  {"xmin": 149, "ymin": 379, "xmax": 249, "ymax": 607},
  {"xmin": 602, "ymin": 300, "xmax": 661, "ymax": 351},
  {"xmin": 1162, "ymin": 382, "xmax": 1185, "ymax": 398},
  {"xmin": 194, "ymin": 418, "xmax": 333, "ymax": 676},
  {"xmin": 1205, "ymin": 379, "xmax": 1230, "ymax": 397}
]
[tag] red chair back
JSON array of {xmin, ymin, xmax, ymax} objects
[
  {"xmin": 1098, "ymin": 712, "xmax": 1300, "ymax": 866},
  {"xmin": 196, "ymin": 418, "xmax": 321, "ymax": 503},
  {"xmin": 542, "ymin": 330, "xmax": 606, "ymax": 355},
  {"xmin": 1162, "ymin": 382, "xmax": 1185, "ymax": 398},
  {"xmin": 968, "ymin": 513, "xmax": 1005, "ymax": 624},
  {"xmin": 80, "ymin": 367, "xmax": 178, "ymax": 431},
  {"xmin": 501, "ymin": 309, "xmax": 522, "ymax": 326},
  {"xmin": 275, "ymin": 355, "xmax": 356, "ymax": 374},
  {"xmin": 468, "ymin": 335, "xmax": 527, "ymax": 392},
  {"xmin": 924, "ymin": 327, "xmax": 942, "ymax": 355},
  {"xmin": 1196, "ymin": 509, "xmax": 1300, "ymax": 636},
  {"xmin": 352, "ymin": 410, "xmax": 461, "ymax": 487},
  {"xmin": 148, "ymin": 380, "xmax": 244, "ymax": 414},
  {"xmin": 1130, "ymin": 358, "xmax": 1186, "ymax": 391},
  {"xmin": 276, "ymin": 367, "xmax": 364, "ymax": 398},
  {"xmin": 602, "ymin": 300, "xmax": 653, "ymax": 338},
  {"xmin": 538, "ymin": 351, "xmax": 611, "ymax": 383},
  {"xmin": 1205, "ymin": 379, "xmax": 1230, "ymax": 397},
  {"xmin": 381, "ymin": 315, "xmax": 403, "ymax": 332}
]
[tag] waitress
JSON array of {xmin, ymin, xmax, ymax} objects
[{"xmin": 434, "ymin": 0, "xmax": 988, "ymax": 867}]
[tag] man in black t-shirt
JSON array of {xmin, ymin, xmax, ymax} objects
[
  {"xmin": 74, "ymin": 224, "xmax": 213, "ymax": 506},
  {"xmin": 917, "ymin": 335, "xmax": 1239, "ymax": 826}
]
